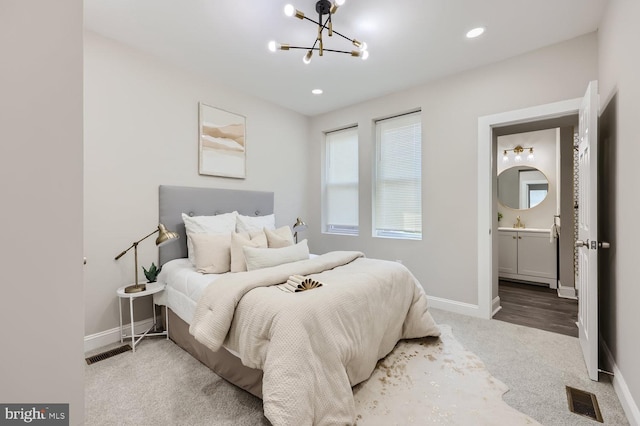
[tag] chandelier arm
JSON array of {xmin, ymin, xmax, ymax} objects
[
  {"xmin": 307, "ymin": 31, "xmax": 322, "ymax": 51},
  {"xmin": 301, "ymin": 15, "xmax": 353, "ymax": 43},
  {"xmin": 315, "ymin": 47, "xmax": 353, "ymax": 54},
  {"xmin": 283, "ymin": 46, "xmax": 354, "ymax": 54},
  {"xmin": 328, "ymin": 28, "xmax": 355, "ymax": 43},
  {"xmin": 301, "ymin": 15, "xmax": 322, "ymax": 26}
]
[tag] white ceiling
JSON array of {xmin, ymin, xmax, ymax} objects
[{"xmin": 84, "ymin": 0, "xmax": 607, "ymax": 117}]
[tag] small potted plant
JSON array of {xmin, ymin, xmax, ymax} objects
[{"xmin": 142, "ymin": 262, "xmax": 162, "ymax": 283}]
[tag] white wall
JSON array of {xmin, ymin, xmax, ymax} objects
[
  {"xmin": 598, "ymin": 0, "xmax": 640, "ymax": 421},
  {"xmin": 84, "ymin": 32, "xmax": 310, "ymax": 336},
  {"xmin": 308, "ymin": 33, "xmax": 598, "ymax": 308},
  {"xmin": 0, "ymin": 0, "xmax": 85, "ymax": 423},
  {"xmin": 497, "ymin": 128, "xmax": 558, "ymax": 229}
]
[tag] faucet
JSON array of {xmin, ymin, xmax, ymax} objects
[{"xmin": 514, "ymin": 216, "xmax": 525, "ymax": 229}]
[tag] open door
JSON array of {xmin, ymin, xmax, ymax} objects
[{"xmin": 576, "ymin": 80, "xmax": 606, "ymax": 381}]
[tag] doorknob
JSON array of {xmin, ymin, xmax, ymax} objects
[
  {"xmin": 575, "ymin": 239, "xmax": 588, "ymax": 248},
  {"xmin": 598, "ymin": 241, "xmax": 611, "ymax": 249}
]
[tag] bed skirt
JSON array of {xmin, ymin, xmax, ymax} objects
[{"xmin": 165, "ymin": 307, "xmax": 264, "ymax": 398}]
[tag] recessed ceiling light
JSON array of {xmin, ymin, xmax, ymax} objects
[
  {"xmin": 466, "ymin": 27, "xmax": 485, "ymax": 39},
  {"xmin": 312, "ymin": 89, "xmax": 323, "ymax": 95}
]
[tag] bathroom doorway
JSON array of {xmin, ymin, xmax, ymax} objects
[
  {"xmin": 492, "ymin": 120, "xmax": 579, "ymax": 337},
  {"xmin": 479, "ymin": 83, "xmax": 603, "ymax": 381}
]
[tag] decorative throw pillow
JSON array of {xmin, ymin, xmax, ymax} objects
[
  {"xmin": 264, "ymin": 226, "xmax": 294, "ymax": 248},
  {"xmin": 236, "ymin": 213, "xmax": 276, "ymax": 233},
  {"xmin": 188, "ymin": 233, "xmax": 231, "ymax": 274},
  {"xmin": 243, "ymin": 239, "xmax": 310, "ymax": 271},
  {"xmin": 230, "ymin": 231, "xmax": 268, "ymax": 272},
  {"xmin": 182, "ymin": 211, "xmax": 238, "ymax": 265}
]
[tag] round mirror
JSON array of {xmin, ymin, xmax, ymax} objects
[{"xmin": 497, "ymin": 166, "xmax": 549, "ymax": 210}]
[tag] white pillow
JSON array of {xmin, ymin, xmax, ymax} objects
[
  {"xmin": 243, "ymin": 239, "xmax": 309, "ymax": 271},
  {"xmin": 230, "ymin": 231, "xmax": 268, "ymax": 272},
  {"xmin": 264, "ymin": 226, "xmax": 294, "ymax": 248},
  {"xmin": 182, "ymin": 212, "xmax": 238, "ymax": 265},
  {"xmin": 189, "ymin": 233, "xmax": 231, "ymax": 274},
  {"xmin": 236, "ymin": 213, "xmax": 275, "ymax": 233}
]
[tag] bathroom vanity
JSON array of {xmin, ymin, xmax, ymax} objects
[{"xmin": 498, "ymin": 228, "xmax": 557, "ymax": 288}]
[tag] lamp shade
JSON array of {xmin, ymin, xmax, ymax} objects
[
  {"xmin": 292, "ymin": 217, "xmax": 308, "ymax": 232},
  {"xmin": 156, "ymin": 223, "xmax": 180, "ymax": 246}
]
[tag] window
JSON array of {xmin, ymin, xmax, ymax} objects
[
  {"xmin": 324, "ymin": 127, "xmax": 358, "ymax": 235},
  {"xmin": 374, "ymin": 112, "xmax": 422, "ymax": 239},
  {"xmin": 526, "ymin": 183, "xmax": 548, "ymax": 208}
]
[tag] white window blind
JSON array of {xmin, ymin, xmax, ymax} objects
[
  {"xmin": 324, "ymin": 127, "xmax": 358, "ymax": 235},
  {"xmin": 374, "ymin": 112, "xmax": 422, "ymax": 239}
]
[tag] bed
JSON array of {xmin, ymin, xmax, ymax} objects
[{"xmin": 154, "ymin": 185, "xmax": 440, "ymax": 426}]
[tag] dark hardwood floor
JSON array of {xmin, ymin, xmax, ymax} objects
[{"xmin": 493, "ymin": 280, "xmax": 579, "ymax": 337}]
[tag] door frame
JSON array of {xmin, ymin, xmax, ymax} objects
[{"xmin": 477, "ymin": 98, "xmax": 582, "ymax": 319}]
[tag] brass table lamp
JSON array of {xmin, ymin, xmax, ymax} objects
[
  {"xmin": 114, "ymin": 224, "xmax": 179, "ymax": 293},
  {"xmin": 292, "ymin": 217, "xmax": 308, "ymax": 243}
]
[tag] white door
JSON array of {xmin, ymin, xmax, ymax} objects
[{"xmin": 577, "ymin": 80, "xmax": 599, "ymax": 381}]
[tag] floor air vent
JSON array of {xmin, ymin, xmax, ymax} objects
[
  {"xmin": 85, "ymin": 345, "xmax": 132, "ymax": 365},
  {"xmin": 566, "ymin": 386, "xmax": 603, "ymax": 422}
]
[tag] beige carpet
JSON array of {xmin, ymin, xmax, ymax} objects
[
  {"xmin": 353, "ymin": 324, "xmax": 540, "ymax": 425},
  {"xmin": 86, "ymin": 323, "xmax": 542, "ymax": 425},
  {"xmin": 87, "ymin": 309, "xmax": 629, "ymax": 425}
]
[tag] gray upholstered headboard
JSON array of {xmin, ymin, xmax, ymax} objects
[{"xmin": 158, "ymin": 185, "xmax": 274, "ymax": 265}]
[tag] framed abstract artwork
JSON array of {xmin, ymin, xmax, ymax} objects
[{"xmin": 198, "ymin": 103, "xmax": 246, "ymax": 178}]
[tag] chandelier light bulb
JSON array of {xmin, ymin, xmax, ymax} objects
[
  {"xmin": 335, "ymin": 0, "xmax": 346, "ymax": 5},
  {"xmin": 284, "ymin": 4, "xmax": 295, "ymax": 17},
  {"xmin": 303, "ymin": 50, "xmax": 313, "ymax": 64},
  {"xmin": 361, "ymin": 50, "xmax": 369, "ymax": 60},
  {"xmin": 268, "ymin": 41, "xmax": 277, "ymax": 52},
  {"xmin": 352, "ymin": 39, "xmax": 367, "ymax": 50}
]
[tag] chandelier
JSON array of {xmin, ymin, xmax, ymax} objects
[{"xmin": 268, "ymin": 0, "xmax": 369, "ymax": 64}]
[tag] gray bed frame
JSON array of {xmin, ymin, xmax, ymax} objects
[{"xmin": 157, "ymin": 184, "xmax": 274, "ymax": 398}]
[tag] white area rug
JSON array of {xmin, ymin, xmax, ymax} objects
[{"xmin": 353, "ymin": 324, "xmax": 541, "ymax": 425}]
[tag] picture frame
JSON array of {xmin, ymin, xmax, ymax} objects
[{"xmin": 198, "ymin": 102, "xmax": 246, "ymax": 178}]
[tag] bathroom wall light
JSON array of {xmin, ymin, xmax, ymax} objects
[{"xmin": 502, "ymin": 145, "xmax": 534, "ymax": 162}]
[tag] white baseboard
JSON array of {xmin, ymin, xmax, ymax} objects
[
  {"xmin": 84, "ymin": 317, "xmax": 154, "ymax": 354},
  {"xmin": 427, "ymin": 295, "xmax": 482, "ymax": 318},
  {"xmin": 499, "ymin": 273, "xmax": 557, "ymax": 288},
  {"xmin": 557, "ymin": 281, "xmax": 577, "ymax": 299},
  {"xmin": 601, "ymin": 338, "xmax": 640, "ymax": 425},
  {"xmin": 492, "ymin": 296, "xmax": 502, "ymax": 317}
]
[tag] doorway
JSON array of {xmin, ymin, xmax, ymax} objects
[
  {"xmin": 492, "ymin": 122, "xmax": 579, "ymax": 337},
  {"xmin": 476, "ymin": 97, "xmax": 583, "ymax": 319},
  {"xmin": 478, "ymin": 82, "xmax": 602, "ymax": 380}
]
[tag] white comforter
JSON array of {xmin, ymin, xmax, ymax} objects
[{"xmin": 190, "ymin": 251, "xmax": 440, "ymax": 426}]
